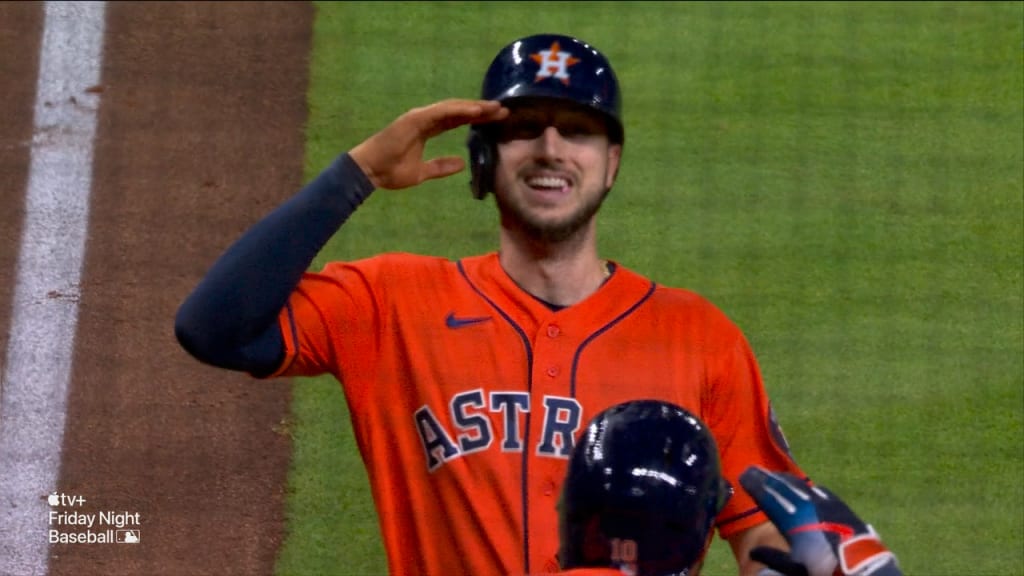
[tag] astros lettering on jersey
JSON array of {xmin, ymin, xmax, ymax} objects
[{"xmin": 267, "ymin": 253, "xmax": 803, "ymax": 575}]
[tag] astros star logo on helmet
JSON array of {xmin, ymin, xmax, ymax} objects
[{"xmin": 530, "ymin": 41, "xmax": 580, "ymax": 85}]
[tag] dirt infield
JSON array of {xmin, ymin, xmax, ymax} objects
[{"xmin": 2, "ymin": 3, "xmax": 313, "ymax": 575}]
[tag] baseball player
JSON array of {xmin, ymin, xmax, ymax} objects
[
  {"xmin": 538, "ymin": 400, "xmax": 901, "ymax": 576},
  {"xmin": 175, "ymin": 33, "xmax": 805, "ymax": 575},
  {"xmin": 553, "ymin": 399, "xmax": 732, "ymax": 576}
]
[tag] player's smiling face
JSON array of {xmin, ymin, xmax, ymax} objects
[{"xmin": 492, "ymin": 98, "xmax": 621, "ymax": 243}]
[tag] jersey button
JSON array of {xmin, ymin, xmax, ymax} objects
[
  {"xmin": 543, "ymin": 480, "xmax": 556, "ymax": 496},
  {"xmin": 546, "ymin": 366, "xmax": 560, "ymax": 378},
  {"xmin": 546, "ymin": 324, "xmax": 561, "ymax": 338}
]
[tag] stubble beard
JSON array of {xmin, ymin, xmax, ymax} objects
[{"xmin": 496, "ymin": 184, "xmax": 611, "ymax": 245}]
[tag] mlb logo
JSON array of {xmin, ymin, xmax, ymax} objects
[{"xmin": 116, "ymin": 530, "xmax": 140, "ymax": 544}]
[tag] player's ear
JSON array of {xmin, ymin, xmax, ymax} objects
[{"xmin": 606, "ymin": 143, "xmax": 622, "ymax": 188}]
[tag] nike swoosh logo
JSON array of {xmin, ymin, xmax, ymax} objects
[{"xmin": 445, "ymin": 312, "xmax": 491, "ymax": 329}]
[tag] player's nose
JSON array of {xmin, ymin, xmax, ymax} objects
[{"xmin": 532, "ymin": 126, "xmax": 567, "ymax": 160}]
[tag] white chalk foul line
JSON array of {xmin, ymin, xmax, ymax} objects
[{"xmin": 0, "ymin": 2, "xmax": 106, "ymax": 575}]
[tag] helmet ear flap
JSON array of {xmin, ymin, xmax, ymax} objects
[{"xmin": 467, "ymin": 127, "xmax": 495, "ymax": 200}]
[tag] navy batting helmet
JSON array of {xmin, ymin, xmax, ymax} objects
[
  {"xmin": 558, "ymin": 400, "xmax": 732, "ymax": 576},
  {"xmin": 468, "ymin": 33, "xmax": 624, "ymax": 199}
]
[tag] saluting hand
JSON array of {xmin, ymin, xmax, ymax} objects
[{"xmin": 349, "ymin": 99, "xmax": 509, "ymax": 190}]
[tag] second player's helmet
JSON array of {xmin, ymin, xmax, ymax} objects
[
  {"xmin": 468, "ymin": 33, "xmax": 624, "ymax": 199},
  {"xmin": 558, "ymin": 400, "xmax": 733, "ymax": 576}
]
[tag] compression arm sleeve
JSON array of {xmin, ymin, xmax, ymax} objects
[{"xmin": 174, "ymin": 153, "xmax": 375, "ymax": 376}]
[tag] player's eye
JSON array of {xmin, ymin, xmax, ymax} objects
[
  {"xmin": 497, "ymin": 119, "xmax": 546, "ymax": 141},
  {"xmin": 556, "ymin": 120, "xmax": 600, "ymax": 138}
]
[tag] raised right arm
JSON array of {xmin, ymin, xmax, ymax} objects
[
  {"xmin": 173, "ymin": 99, "xmax": 508, "ymax": 377},
  {"xmin": 173, "ymin": 153, "xmax": 374, "ymax": 376}
]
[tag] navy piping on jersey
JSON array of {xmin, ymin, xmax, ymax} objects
[
  {"xmin": 528, "ymin": 263, "xmax": 618, "ymax": 312},
  {"xmin": 715, "ymin": 506, "xmax": 761, "ymax": 528},
  {"xmin": 569, "ymin": 281, "xmax": 657, "ymax": 398},
  {"xmin": 456, "ymin": 260, "xmax": 535, "ymax": 572},
  {"xmin": 275, "ymin": 301, "xmax": 300, "ymax": 376}
]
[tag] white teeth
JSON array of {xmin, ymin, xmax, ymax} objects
[{"xmin": 527, "ymin": 176, "xmax": 568, "ymax": 189}]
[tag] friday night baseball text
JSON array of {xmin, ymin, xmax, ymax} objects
[{"xmin": 49, "ymin": 510, "xmax": 141, "ymax": 529}]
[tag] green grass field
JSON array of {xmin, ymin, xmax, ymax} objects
[{"xmin": 274, "ymin": 2, "xmax": 1024, "ymax": 574}]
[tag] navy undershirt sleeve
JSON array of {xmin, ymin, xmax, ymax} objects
[{"xmin": 174, "ymin": 153, "xmax": 375, "ymax": 376}]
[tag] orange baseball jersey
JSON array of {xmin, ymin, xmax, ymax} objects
[{"xmin": 267, "ymin": 252, "xmax": 803, "ymax": 575}]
